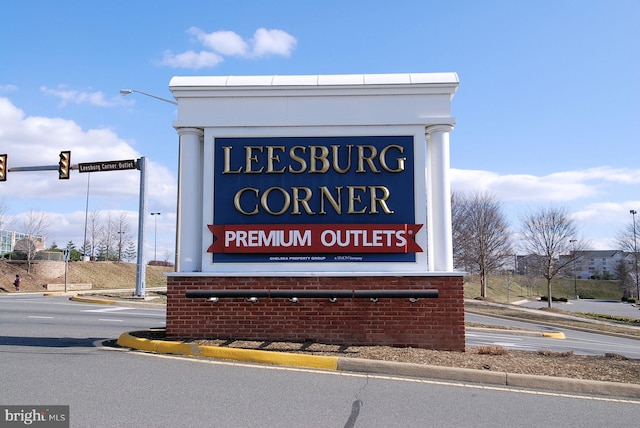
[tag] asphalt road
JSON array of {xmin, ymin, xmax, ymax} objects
[
  {"xmin": 466, "ymin": 312, "xmax": 640, "ymax": 358},
  {"xmin": 1, "ymin": 294, "xmax": 639, "ymax": 427}
]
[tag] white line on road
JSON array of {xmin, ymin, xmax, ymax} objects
[
  {"xmin": 83, "ymin": 307, "xmax": 130, "ymax": 313},
  {"xmin": 28, "ymin": 316, "xmax": 54, "ymax": 319},
  {"xmin": 99, "ymin": 318, "xmax": 124, "ymax": 322}
]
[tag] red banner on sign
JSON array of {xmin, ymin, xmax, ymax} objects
[{"xmin": 208, "ymin": 224, "xmax": 423, "ymax": 254}]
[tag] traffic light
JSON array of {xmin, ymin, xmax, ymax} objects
[
  {"xmin": 0, "ymin": 154, "xmax": 6, "ymax": 181},
  {"xmin": 58, "ymin": 150, "xmax": 71, "ymax": 179}
]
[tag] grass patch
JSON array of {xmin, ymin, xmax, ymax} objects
[
  {"xmin": 576, "ymin": 312, "xmax": 640, "ymax": 326},
  {"xmin": 464, "ymin": 275, "xmax": 625, "ymax": 304}
]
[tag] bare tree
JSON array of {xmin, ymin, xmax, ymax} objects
[
  {"xmin": 19, "ymin": 209, "xmax": 50, "ymax": 273},
  {"xmin": 114, "ymin": 212, "xmax": 132, "ymax": 262},
  {"xmin": 615, "ymin": 258, "xmax": 634, "ymax": 300},
  {"xmin": 0, "ymin": 198, "xmax": 12, "ymax": 228},
  {"xmin": 614, "ymin": 221, "xmax": 639, "ymax": 253},
  {"xmin": 124, "ymin": 241, "xmax": 137, "ymax": 262},
  {"xmin": 95, "ymin": 211, "xmax": 135, "ymax": 261},
  {"xmin": 519, "ymin": 206, "xmax": 586, "ymax": 308},
  {"xmin": 82, "ymin": 210, "xmax": 103, "ymax": 260},
  {"xmin": 451, "ymin": 191, "xmax": 470, "ymax": 272},
  {"xmin": 452, "ymin": 191, "xmax": 514, "ymax": 298},
  {"xmin": 0, "ymin": 198, "xmax": 14, "ymax": 257},
  {"xmin": 614, "ymin": 221, "xmax": 640, "ymax": 299}
]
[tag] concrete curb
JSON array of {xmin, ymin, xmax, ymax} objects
[
  {"xmin": 68, "ymin": 295, "xmax": 165, "ymax": 308},
  {"xmin": 69, "ymin": 295, "xmax": 116, "ymax": 305},
  {"xmin": 468, "ymin": 327, "xmax": 565, "ymax": 339},
  {"xmin": 116, "ymin": 331, "xmax": 640, "ymax": 399},
  {"xmin": 117, "ymin": 332, "xmax": 338, "ymax": 370}
]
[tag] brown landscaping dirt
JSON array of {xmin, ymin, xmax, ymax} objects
[{"xmin": 131, "ymin": 324, "xmax": 640, "ymax": 386}]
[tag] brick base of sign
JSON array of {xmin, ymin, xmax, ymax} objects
[{"xmin": 166, "ymin": 274, "xmax": 465, "ymax": 351}]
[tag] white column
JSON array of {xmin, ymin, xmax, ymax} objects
[
  {"xmin": 426, "ymin": 124, "xmax": 454, "ymax": 272},
  {"xmin": 175, "ymin": 127, "xmax": 204, "ymax": 272}
]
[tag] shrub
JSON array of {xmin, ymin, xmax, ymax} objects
[
  {"xmin": 605, "ymin": 353, "xmax": 628, "ymax": 360},
  {"xmin": 477, "ymin": 345, "xmax": 509, "ymax": 355},
  {"xmin": 537, "ymin": 350, "xmax": 573, "ymax": 357},
  {"xmin": 540, "ymin": 296, "xmax": 568, "ymax": 302}
]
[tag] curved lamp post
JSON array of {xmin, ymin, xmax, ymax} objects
[
  {"xmin": 120, "ymin": 89, "xmax": 177, "ymax": 105},
  {"xmin": 150, "ymin": 212, "xmax": 161, "ymax": 262},
  {"xmin": 119, "ymin": 88, "xmax": 175, "ymax": 296},
  {"xmin": 570, "ymin": 239, "xmax": 577, "ymax": 299},
  {"xmin": 631, "ymin": 210, "xmax": 639, "ymax": 300}
]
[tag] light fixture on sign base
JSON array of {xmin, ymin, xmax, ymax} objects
[
  {"xmin": 409, "ymin": 298, "xmax": 420, "ymax": 303},
  {"xmin": 288, "ymin": 297, "xmax": 299, "ymax": 303},
  {"xmin": 247, "ymin": 297, "xmax": 259, "ymax": 303},
  {"xmin": 370, "ymin": 298, "xmax": 379, "ymax": 303},
  {"xmin": 206, "ymin": 297, "xmax": 219, "ymax": 303},
  {"xmin": 329, "ymin": 298, "xmax": 338, "ymax": 303}
]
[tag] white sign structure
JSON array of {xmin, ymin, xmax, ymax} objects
[{"xmin": 169, "ymin": 73, "xmax": 458, "ymax": 275}]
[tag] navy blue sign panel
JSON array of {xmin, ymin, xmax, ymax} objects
[{"xmin": 212, "ymin": 136, "xmax": 417, "ymax": 263}]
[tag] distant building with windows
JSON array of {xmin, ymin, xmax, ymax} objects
[
  {"xmin": 0, "ymin": 229, "xmax": 46, "ymax": 257},
  {"xmin": 566, "ymin": 250, "xmax": 630, "ymax": 279},
  {"xmin": 516, "ymin": 250, "xmax": 632, "ymax": 280}
]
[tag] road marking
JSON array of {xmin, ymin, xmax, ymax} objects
[
  {"xmin": 132, "ymin": 352, "xmax": 640, "ymax": 405},
  {"xmin": 28, "ymin": 316, "xmax": 54, "ymax": 319},
  {"xmin": 99, "ymin": 318, "xmax": 124, "ymax": 322},
  {"xmin": 83, "ymin": 307, "xmax": 130, "ymax": 313}
]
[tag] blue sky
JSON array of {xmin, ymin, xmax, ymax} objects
[{"xmin": 1, "ymin": 0, "xmax": 639, "ymax": 260}]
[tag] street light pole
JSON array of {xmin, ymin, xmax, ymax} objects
[
  {"xmin": 120, "ymin": 89, "xmax": 177, "ymax": 105},
  {"xmin": 120, "ymin": 88, "xmax": 175, "ymax": 296},
  {"xmin": 631, "ymin": 210, "xmax": 639, "ymax": 300},
  {"xmin": 570, "ymin": 239, "xmax": 577, "ymax": 299},
  {"xmin": 82, "ymin": 172, "xmax": 91, "ymax": 261},
  {"xmin": 151, "ymin": 212, "xmax": 161, "ymax": 262}
]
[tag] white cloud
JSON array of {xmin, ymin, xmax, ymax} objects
[
  {"xmin": 0, "ymin": 96, "xmax": 177, "ymax": 252},
  {"xmin": 161, "ymin": 27, "xmax": 297, "ymax": 69},
  {"xmin": 40, "ymin": 86, "xmax": 124, "ymax": 107},
  {"xmin": 451, "ymin": 167, "xmax": 640, "ymax": 202},
  {"xmin": 188, "ymin": 27, "xmax": 248, "ymax": 56},
  {"xmin": 0, "ymin": 96, "xmax": 174, "ymax": 199},
  {"xmin": 251, "ymin": 28, "xmax": 297, "ymax": 57},
  {"xmin": 450, "ymin": 167, "xmax": 640, "ymax": 249},
  {"xmin": 0, "ymin": 84, "xmax": 18, "ymax": 93},
  {"xmin": 160, "ymin": 49, "xmax": 224, "ymax": 69}
]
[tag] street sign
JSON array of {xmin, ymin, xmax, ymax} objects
[{"xmin": 78, "ymin": 159, "xmax": 137, "ymax": 173}]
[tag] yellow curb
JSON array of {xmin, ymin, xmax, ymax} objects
[
  {"xmin": 117, "ymin": 332, "xmax": 339, "ymax": 371},
  {"xmin": 70, "ymin": 296, "xmax": 116, "ymax": 305},
  {"xmin": 541, "ymin": 331, "xmax": 566, "ymax": 339}
]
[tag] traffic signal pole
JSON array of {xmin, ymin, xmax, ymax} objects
[
  {"xmin": 2, "ymin": 152, "xmax": 149, "ymax": 297},
  {"xmin": 4, "ymin": 151, "xmax": 72, "ymax": 178},
  {"xmin": 135, "ymin": 156, "xmax": 147, "ymax": 297}
]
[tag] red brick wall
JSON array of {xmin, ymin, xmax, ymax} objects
[{"xmin": 166, "ymin": 275, "xmax": 465, "ymax": 351}]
